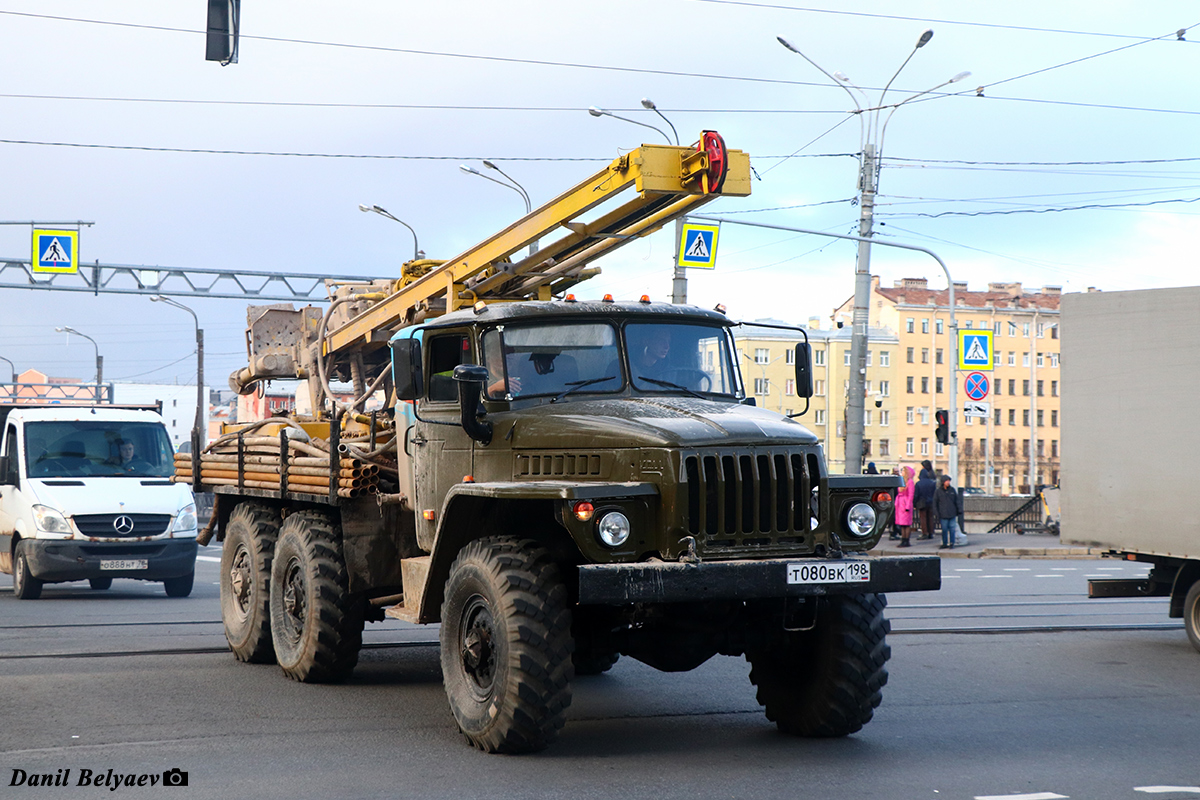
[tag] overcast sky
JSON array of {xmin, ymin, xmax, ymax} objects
[{"xmin": 1, "ymin": 1, "xmax": 1197, "ymax": 388}]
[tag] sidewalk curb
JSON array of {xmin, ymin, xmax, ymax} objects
[{"xmin": 875, "ymin": 545, "xmax": 1103, "ymax": 560}]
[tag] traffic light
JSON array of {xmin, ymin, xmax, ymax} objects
[{"xmin": 935, "ymin": 409, "xmax": 949, "ymax": 444}]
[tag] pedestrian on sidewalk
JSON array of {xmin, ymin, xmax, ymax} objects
[
  {"xmin": 894, "ymin": 465, "xmax": 915, "ymax": 547},
  {"xmin": 914, "ymin": 461, "xmax": 937, "ymax": 539},
  {"xmin": 934, "ymin": 474, "xmax": 964, "ymax": 549}
]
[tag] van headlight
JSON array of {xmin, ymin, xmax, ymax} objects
[
  {"xmin": 596, "ymin": 511, "xmax": 631, "ymax": 547},
  {"xmin": 172, "ymin": 503, "xmax": 198, "ymax": 535},
  {"xmin": 33, "ymin": 505, "xmax": 72, "ymax": 535},
  {"xmin": 844, "ymin": 503, "xmax": 877, "ymax": 538}
]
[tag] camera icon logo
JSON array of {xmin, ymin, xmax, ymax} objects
[{"xmin": 163, "ymin": 768, "xmax": 189, "ymax": 787}]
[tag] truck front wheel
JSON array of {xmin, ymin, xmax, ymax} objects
[
  {"xmin": 746, "ymin": 593, "xmax": 891, "ymax": 737},
  {"xmin": 221, "ymin": 503, "xmax": 279, "ymax": 663},
  {"xmin": 1184, "ymin": 581, "xmax": 1200, "ymax": 654},
  {"xmin": 440, "ymin": 537, "xmax": 573, "ymax": 753},
  {"xmin": 12, "ymin": 541, "xmax": 42, "ymax": 600},
  {"xmin": 269, "ymin": 510, "xmax": 362, "ymax": 682}
]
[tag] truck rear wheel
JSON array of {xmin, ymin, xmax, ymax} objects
[
  {"xmin": 1184, "ymin": 581, "xmax": 1200, "ymax": 654},
  {"xmin": 269, "ymin": 510, "xmax": 361, "ymax": 682},
  {"xmin": 13, "ymin": 541, "xmax": 42, "ymax": 600},
  {"xmin": 164, "ymin": 571, "xmax": 195, "ymax": 598},
  {"xmin": 440, "ymin": 537, "xmax": 573, "ymax": 753},
  {"xmin": 221, "ymin": 503, "xmax": 279, "ymax": 663},
  {"xmin": 746, "ymin": 593, "xmax": 891, "ymax": 737}
]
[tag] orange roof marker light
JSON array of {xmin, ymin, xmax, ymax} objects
[
  {"xmin": 602, "ymin": 294, "xmax": 614, "ymax": 303},
  {"xmin": 422, "ymin": 510, "xmax": 436, "ymax": 521},
  {"xmin": 473, "ymin": 301, "xmax": 488, "ymax": 315},
  {"xmin": 564, "ymin": 294, "xmax": 578, "ymax": 303},
  {"xmin": 714, "ymin": 303, "xmax": 727, "ymax": 315},
  {"xmin": 639, "ymin": 295, "xmax": 651, "ymax": 304}
]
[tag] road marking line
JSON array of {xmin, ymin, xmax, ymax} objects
[
  {"xmin": 975, "ymin": 793, "xmax": 1068, "ymax": 800},
  {"xmin": 1135, "ymin": 788, "xmax": 1200, "ymax": 794},
  {"xmin": 1049, "ymin": 567, "xmax": 1078, "ymax": 571},
  {"xmin": 196, "ymin": 556, "xmax": 221, "ymax": 563},
  {"xmin": 1004, "ymin": 568, "xmax": 1031, "ymax": 571},
  {"xmin": 1036, "ymin": 575, "xmax": 1065, "ymax": 578},
  {"xmin": 955, "ymin": 568, "xmax": 984, "ymax": 572},
  {"xmin": 980, "ymin": 575, "xmax": 1014, "ymax": 579}
]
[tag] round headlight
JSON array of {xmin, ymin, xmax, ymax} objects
[
  {"xmin": 845, "ymin": 503, "xmax": 877, "ymax": 538},
  {"xmin": 596, "ymin": 511, "xmax": 631, "ymax": 547}
]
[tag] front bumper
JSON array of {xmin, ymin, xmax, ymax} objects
[
  {"xmin": 577, "ymin": 554, "xmax": 940, "ymax": 604},
  {"xmin": 22, "ymin": 538, "xmax": 198, "ymax": 584}
]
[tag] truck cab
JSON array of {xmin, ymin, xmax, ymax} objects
[{"xmin": 0, "ymin": 406, "xmax": 199, "ymax": 599}]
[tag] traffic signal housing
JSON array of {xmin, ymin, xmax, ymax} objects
[{"xmin": 935, "ymin": 409, "xmax": 949, "ymax": 444}]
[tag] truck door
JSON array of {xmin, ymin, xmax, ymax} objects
[
  {"xmin": 0, "ymin": 423, "xmax": 20, "ymax": 568},
  {"xmin": 411, "ymin": 330, "xmax": 476, "ymax": 550}
]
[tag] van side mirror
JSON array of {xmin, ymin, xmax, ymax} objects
[
  {"xmin": 794, "ymin": 343, "xmax": 814, "ymax": 398},
  {"xmin": 390, "ymin": 339, "xmax": 424, "ymax": 401}
]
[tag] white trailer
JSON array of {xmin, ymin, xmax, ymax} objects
[{"xmin": 1060, "ymin": 286, "xmax": 1200, "ymax": 652}]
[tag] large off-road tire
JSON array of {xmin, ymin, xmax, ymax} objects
[
  {"xmin": 440, "ymin": 537, "xmax": 574, "ymax": 753},
  {"xmin": 164, "ymin": 571, "xmax": 195, "ymax": 598},
  {"xmin": 220, "ymin": 503, "xmax": 280, "ymax": 663},
  {"xmin": 1184, "ymin": 580, "xmax": 1200, "ymax": 655},
  {"xmin": 269, "ymin": 510, "xmax": 362, "ymax": 682},
  {"xmin": 747, "ymin": 593, "xmax": 891, "ymax": 737},
  {"xmin": 89, "ymin": 577, "xmax": 113, "ymax": 591},
  {"xmin": 12, "ymin": 541, "xmax": 43, "ymax": 600}
]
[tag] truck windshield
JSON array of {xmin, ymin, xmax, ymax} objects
[
  {"xmin": 483, "ymin": 322, "xmax": 621, "ymax": 400},
  {"xmin": 25, "ymin": 421, "xmax": 176, "ymax": 478},
  {"xmin": 626, "ymin": 322, "xmax": 738, "ymax": 396}
]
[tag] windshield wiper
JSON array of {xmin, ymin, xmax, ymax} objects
[
  {"xmin": 552, "ymin": 376, "xmax": 616, "ymax": 402},
  {"xmin": 636, "ymin": 376, "xmax": 705, "ymax": 399}
]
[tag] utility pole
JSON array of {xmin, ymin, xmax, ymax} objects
[{"xmin": 845, "ymin": 142, "xmax": 878, "ymax": 474}]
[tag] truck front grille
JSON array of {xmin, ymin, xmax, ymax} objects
[
  {"xmin": 683, "ymin": 450, "xmax": 814, "ymax": 548},
  {"xmin": 73, "ymin": 514, "xmax": 171, "ymax": 538}
]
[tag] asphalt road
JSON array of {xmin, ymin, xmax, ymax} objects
[{"xmin": 1, "ymin": 552, "xmax": 1197, "ymax": 800}]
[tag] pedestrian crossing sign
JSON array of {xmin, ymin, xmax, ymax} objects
[
  {"xmin": 677, "ymin": 221, "xmax": 720, "ymax": 269},
  {"xmin": 957, "ymin": 329, "xmax": 994, "ymax": 371},
  {"xmin": 32, "ymin": 229, "xmax": 79, "ymax": 274}
]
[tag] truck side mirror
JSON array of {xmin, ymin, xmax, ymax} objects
[
  {"xmin": 794, "ymin": 343, "xmax": 814, "ymax": 398},
  {"xmin": 390, "ymin": 339, "xmax": 424, "ymax": 401},
  {"xmin": 453, "ymin": 365, "xmax": 493, "ymax": 446}
]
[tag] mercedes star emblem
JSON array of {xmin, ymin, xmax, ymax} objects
[{"xmin": 113, "ymin": 515, "xmax": 135, "ymax": 534}]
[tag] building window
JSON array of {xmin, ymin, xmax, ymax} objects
[
  {"xmin": 880, "ymin": 439, "xmax": 890, "ymax": 456},
  {"xmin": 1037, "ymin": 438, "xmax": 1045, "ymax": 456},
  {"xmin": 906, "ymin": 407, "xmax": 915, "ymax": 424},
  {"xmin": 879, "ymin": 351, "xmax": 890, "ymax": 367},
  {"xmin": 994, "ymin": 438, "xmax": 1001, "ymax": 456},
  {"xmin": 864, "ymin": 410, "xmax": 872, "ymax": 426},
  {"xmin": 906, "ymin": 437, "xmax": 914, "ymax": 455},
  {"xmin": 785, "ymin": 379, "xmax": 795, "ymax": 396},
  {"xmin": 935, "ymin": 442, "xmax": 945, "ymax": 456},
  {"xmin": 919, "ymin": 407, "xmax": 929, "ymax": 425},
  {"xmin": 1007, "ymin": 439, "xmax": 1016, "ymax": 456},
  {"xmin": 1050, "ymin": 353, "xmax": 1059, "ymax": 368},
  {"xmin": 1023, "ymin": 323, "xmax": 1030, "ymax": 337},
  {"xmin": 994, "ymin": 408, "xmax": 1001, "ymax": 425},
  {"xmin": 815, "ymin": 379, "xmax": 825, "ymax": 396},
  {"xmin": 994, "ymin": 322, "xmax": 1001, "ymax": 335},
  {"xmin": 866, "ymin": 351, "xmax": 873, "ymax": 367},
  {"xmin": 1037, "ymin": 380, "xmax": 1044, "ymax": 397},
  {"xmin": 844, "ymin": 351, "xmax": 851, "ymax": 367},
  {"xmin": 1008, "ymin": 409, "xmax": 1016, "ymax": 426},
  {"xmin": 1009, "ymin": 379, "xmax": 1016, "ymax": 396},
  {"xmin": 814, "ymin": 349, "xmax": 825, "ymax": 366},
  {"xmin": 921, "ymin": 348, "xmax": 929, "ymax": 364},
  {"xmin": 920, "ymin": 438, "xmax": 929, "ymax": 455},
  {"xmin": 1037, "ymin": 353, "xmax": 1044, "ymax": 368},
  {"xmin": 1022, "ymin": 439, "xmax": 1030, "ymax": 457},
  {"xmin": 879, "ymin": 380, "xmax": 890, "ymax": 397},
  {"xmin": 1023, "ymin": 379, "xmax": 1030, "ymax": 396},
  {"xmin": 936, "ymin": 319, "xmax": 944, "ymax": 335},
  {"xmin": 906, "ymin": 347, "xmax": 915, "ymax": 363},
  {"xmin": 907, "ymin": 377, "xmax": 914, "ymax": 394},
  {"xmin": 1051, "ymin": 439, "xmax": 1059, "ymax": 457},
  {"xmin": 815, "ymin": 409, "xmax": 826, "ymax": 425},
  {"xmin": 921, "ymin": 319, "xmax": 929, "ymax": 334},
  {"xmin": 1008, "ymin": 321, "xmax": 1017, "ymax": 336},
  {"xmin": 936, "ymin": 348, "xmax": 943, "ymax": 364},
  {"xmin": 754, "ymin": 378, "xmax": 770, "ymax": 396},
  {"xmin": 964, "ymin": 439, "xmax": 974, "ymax": 455},
  {"xmin": 863, "ymin": 439, "xmax": 872, "ymax": 457},
  {"xmin": 785, "ymin": 349, "xmax": 796, "ymax": 365},
  {"xmin": 1051, "ymin": 380, "xmax": 1058, "ymax": 396},
  {"xmin": 1051, "ymin": 410, "xmax": 1058, "ymax": 427},
  {"xmin": 979, "ymin": 439, "xmax": 987, "ymax": 457},
  {"xmin": 1036, "ymin": 409, "xmax": 1044, "ymax": 426},
  {"xmin": 880, "ymin": 410, "xmax": 890, "ymax": 426},
  {"xmin": 1023, "ymin": 409, "xmax": 1030, "ymax": 426},
  {"xmin": 964, "ymin": 320, "xmax": 974, "ymax": 329},
  {"xmin": 921, "ymin": 377, "xmax": 929, "ymax": 394},
  {"xmin": 935, "ymin": 377, "xmax": 944, "ymax": 394},
  {"xmin": 755, "ymin": 348, "xmax": 769, "ymax": 364}
]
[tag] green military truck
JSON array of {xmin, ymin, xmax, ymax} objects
[{"xmin": 186, "ymin": 136, "xmax": 940, "ymax": 753}]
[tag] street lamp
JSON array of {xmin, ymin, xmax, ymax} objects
[
  {"xmin": 587, "ymin": 106, "xmax": 673, "ymax": 145},
  {"xmin": 150, "ymin": 296, "xmax": 205, "ymax": 455},
  {"xmin": 777, "ymin": 31, "xmax": 968, "ymax": 476},
  {"xmin": 358, "ymin": 204, "xmax": 423, "ymax": 260},
  {"xmin": 0, "ymin": 356, "xmax": 13, "ymax": 384},
  {"xmin": 639, "ymin": 98, "xmax": 679, "ymax": 146},
  {"xmin": 55, "ymin": 326, "xmax": 103, "ymax": 400},
  {"xmin": 459, "ymin": 162, "xmax": 539, "ymax": 255}
]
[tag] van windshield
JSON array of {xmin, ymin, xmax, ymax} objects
[{"xmin": 25, "ymin": 421, "xmax": 176, "ymax": 478}]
